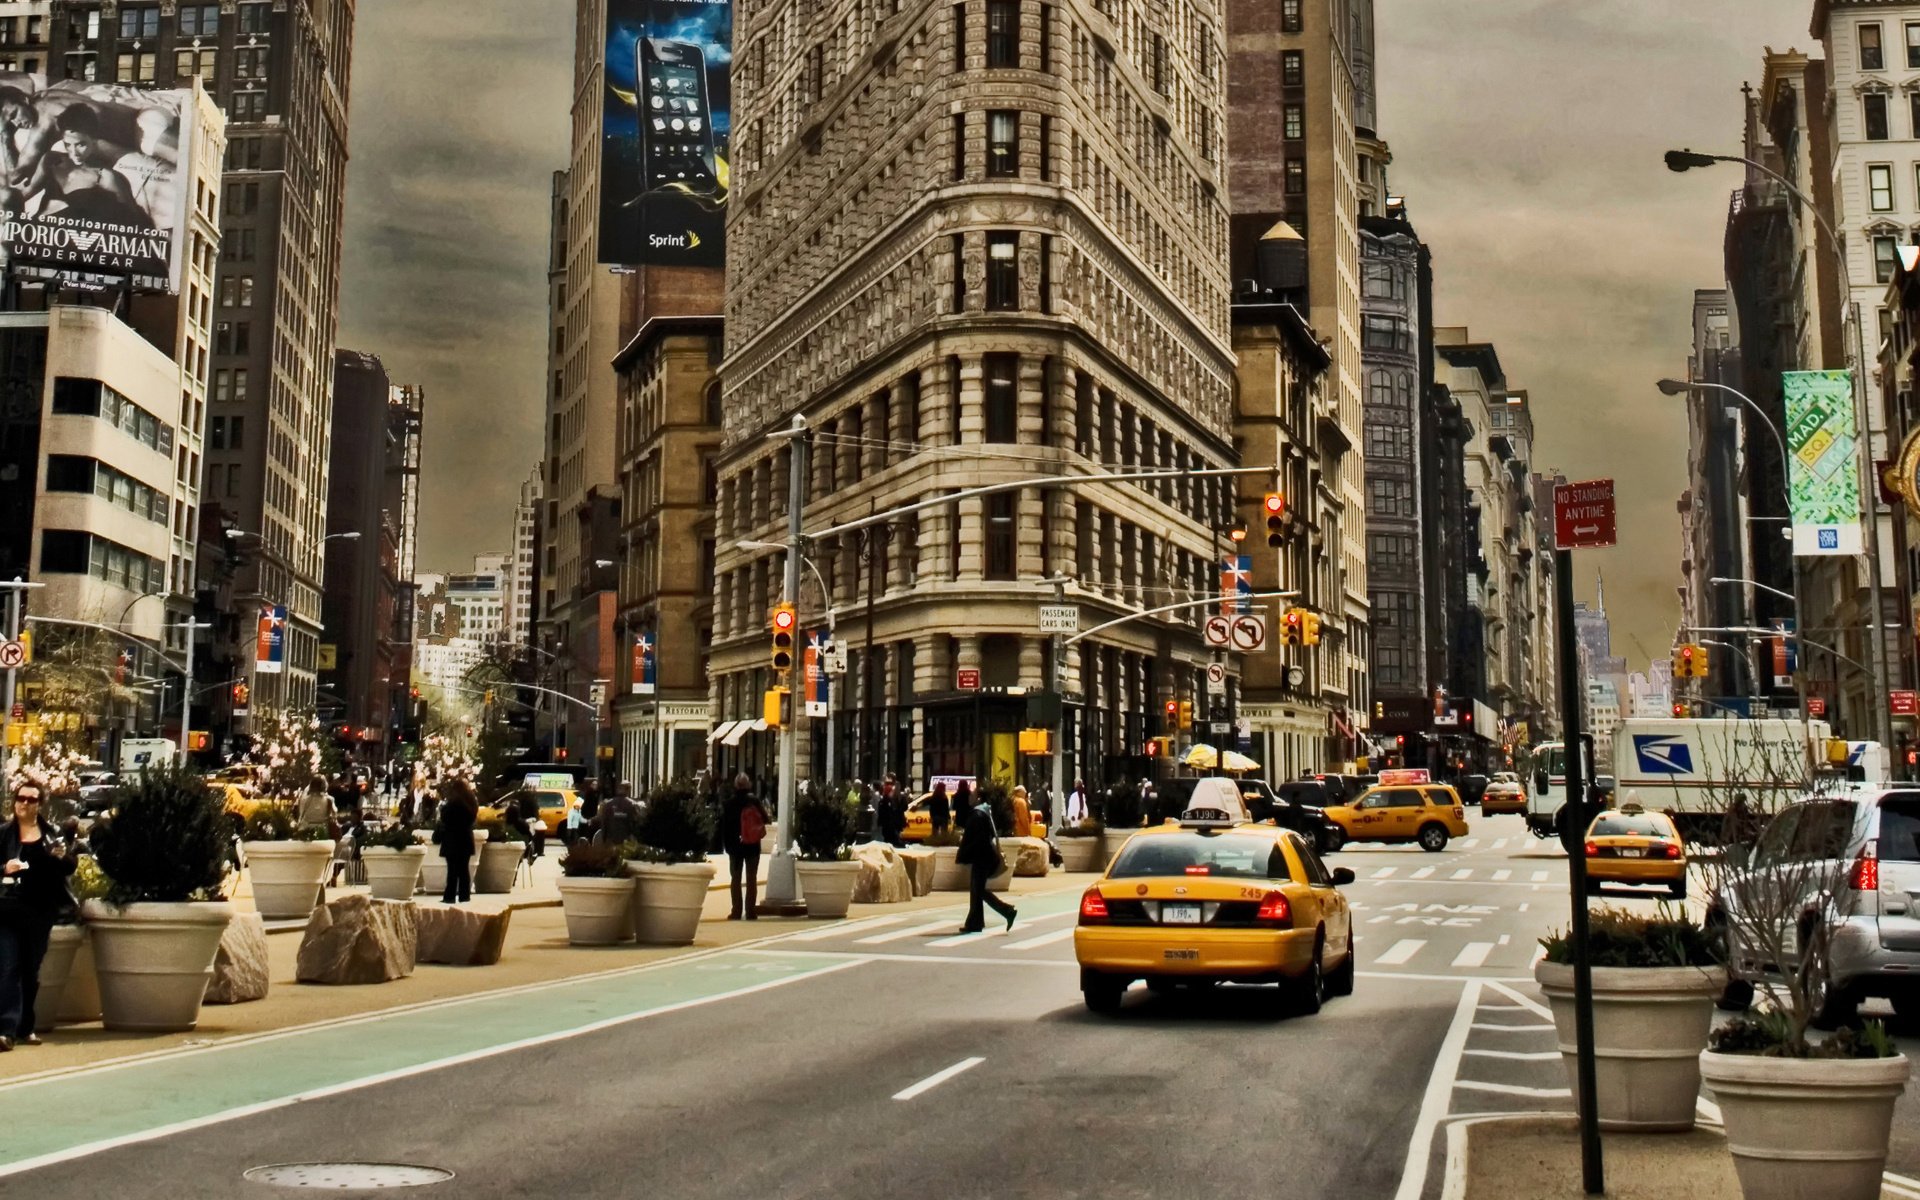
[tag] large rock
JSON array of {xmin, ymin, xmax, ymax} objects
[
  {"xmin": 1006, "ymin": 837, "xmax": 1051, "ymax": 878},
  {"xmin": 205, "ymin": 911, "xmax": 270, "ymax": 1004},
  {"xmin": 415, "ymin": 904, "xmax": 512, "ymax": 966},
  {"xmin": 895, "ymin": 848, "xmax": 936, "ymax": 897},
  {"xmin": 295, "ymin": 895, "xmax": 417, "ymax": 985},
  {"xmin": 851, "ymin": 842, "xmax": 912, "ymax": 904}
]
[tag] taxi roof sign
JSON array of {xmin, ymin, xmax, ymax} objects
[{"xmin": 1377, "ymin": 768, "xmax": 1431, "ymax": 786}]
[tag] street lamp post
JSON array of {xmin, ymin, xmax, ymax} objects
[{"xmin": 1664, "ymin": 151, "xmax": 1896, "ymax": 754}]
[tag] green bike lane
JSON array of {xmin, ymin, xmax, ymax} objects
[{"xmin": 0, "ymin": 886, "xmax": 1085, "ymax": 1176}]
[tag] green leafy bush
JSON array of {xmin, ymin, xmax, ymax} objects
[
  {"xmin": 924, "ymin": 826, "xmax": 963, "ymax": 848},
  {"xmin": 1710, "ymin": 1010, "xmax": 1897, "ymax": 1059},
  {"xmin": 975, "ymin": 782, "xmax": 1016, "ymax": 839},
  {"xmin": 69, "ymin": 854, "xmax": 111, "ymax": 902},
  {"xmin": 559, "ymin": 839, "xmax": 629, "ymax": 879},
  {"xmin": 478, "ymin": 815, "xmax": 526, "ymax": 844},
  {"xmin": 241, "ymin": 803, "xmax": 329, "ymax": 843},
  {"xmin": 359, "ymin": 823, "xmax": 418, "ymax": 852},
  {"xmin": 633, "ymin": 783, "xmax": 714, "ymax": 863},
  {"xmin": 88, "ymin": 766, "xmax": 232, "ymax": 905},
  {"xmin": 1057, "ymin": 818, "xmax": 1102, "ymax": 839},
  {"xmin": 1539, "ymin": 906, "xmax": 1717, "ymax": 968},
  {"xmin": 794, "ymin": 788, "xmax": 856, "ymax": 861}
]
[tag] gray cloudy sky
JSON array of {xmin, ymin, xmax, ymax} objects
[{"xmin": 340, "ymin": 0, "xmax": 1811, "ymax": 666}]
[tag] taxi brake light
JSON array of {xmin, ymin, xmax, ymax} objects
[
  {"xmin": 1079, "ymin": 889, "xmax": 1111, "ymax": 922},
  {"xmin": 1850, "ymin": 846, "xmax": 1879, "ymax": 892},
  {"xmin": 1584, "ymin": 841, "xmax": 1599, "ymax": 857},
  {"xmin": 1661, "ymin": 842, "xmax": 1682, "ymax": 860},
  {"xmin": 1184, "ymin": 865, "xmax": 1211, "ymax": 875},
  {"xmin": 1255, "ymin": 892, "xmax": 1292, "ymax": 924}
]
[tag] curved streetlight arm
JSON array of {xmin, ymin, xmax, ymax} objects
[
  {"xmin": 1664, "ymin": 379, "xmax": 1791, "ymax": 485},
  {"xmin": 737, "ymin": 540, "xmax": 835, "ymax": 632},
  {"xmin": 1710, "ymin": 576, "xmax": 1797, "ymax": 607}
]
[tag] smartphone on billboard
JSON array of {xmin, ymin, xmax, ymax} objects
[{"xmin": 639, "ymin": 38, "xmax": 718, "ymax": 196}]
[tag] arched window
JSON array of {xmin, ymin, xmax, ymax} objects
[{"xmin": 1369, "ymin": 369, "xmax": 1393, "ymax": 407}]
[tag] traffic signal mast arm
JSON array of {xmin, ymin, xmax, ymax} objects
[{"xmin": 1063, "ymin": 590, "xmax": 1297, "ymax": 646}]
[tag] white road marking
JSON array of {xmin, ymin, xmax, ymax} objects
[
  {"xmin": 1464, "ymin": 1049, "xmax": 1560, "ymax": 1062},
  {"xmin": 928, "ymin": 926, "xmax": 1013, "ymax": 948},
  {"xmin": 1392, "ymin": 979, "xmax": 1481, "ymax": 1200},
  {"xmin": 1005, "ymin": 927, "xmax": 1075, "ymax": 951},
  {"xmin": 1450, "ymin": 869, "xmax": 1472, "ymax": 880},
  {"xmin": 1471, "ymin": 1022, "xmax": 1554, "ymax": 1032},
  {"xmin": 1453, "ymin": 1080, "xmax": 1571, "ymax": 1098},
  {"xmin": 1374, "ymin": 939, "xmax": 1426, "ymax": 965},
  {"xmin": 1497, "ymin": 934, "xmax": 1510, "ymax": 946},
  {"xmin": 1492, "ymin": 839, "xmax": 1510, "ymax": 850},
  {"xmin": 858, "ymin": 919, "xmax": 966, "ymax": 945},
  {"xmin": 1492, "ymin": 870, "xmax": 1511, "ymax": 881},
  {"xmin": 1486, "ymin": 980, "xmax": 1554, "ymax": 1020},
  {"xmin": 1531, "ymin": 871, "xmax": 1550, "ymax": 882},
  {"xmin": 1411, "ymin": 867, "xmax": 1435, "ymax": 879},
  {"xmin": 785, "ymin": 915, "xmax": 905, "ymax": 942},
  {"xmin": 1458, "ymin": 839, "xmax": 1480, "ymax": 849},
  {"xmin": 1528, "ymin": 945, "xmax": 1546, "ymax": 969},
  {"xmin": 893, "ymin": 1056, "xmax": 986, "ymax": 1101},
  {"xmin": 1371, "ymin": 867, "xmax": 1397, "ymax": 879},
  {"xmin": 1517, "ymin": 902, "xmax": 1529, "ymax": 913},
  {"xmin": 1368, "ymin": 914, "xmax": 1393, "ymax": 924},
  {"xmin": 1452, "ymin": 943, "xmax": 1494, "ymax": 968}
]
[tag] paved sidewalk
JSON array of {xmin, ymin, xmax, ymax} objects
[{"xmin": 21, "ymin": 867, "xmax": 1083, "ymax": 1078}]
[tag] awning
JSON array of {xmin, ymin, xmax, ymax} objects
[
  {"xmin": 708, "ymin": 720, "xmax": 739, "ymax": 743},
  {"xmin": 722, "ymin": 721, "xmax": 754, "ymax": 746}
]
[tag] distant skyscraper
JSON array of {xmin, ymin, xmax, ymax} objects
[{"xmin": 505, "ymin": 468, "xmax": 541, "ymax": 651}]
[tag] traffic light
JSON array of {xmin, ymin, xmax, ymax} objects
[
  {"xmin": 1282, "ymin": 608, "xmax": 1304, "ymax": 646},
  {"xmin": 1302, "ymin": 612, "xmax": 1322, "ymax": 647},
  {"xmin": 484, "ymin": 689, "xmax": 495, "ymax": 705},
  {"xmin": 1691, "ymin": 644, "xmax": 1710, "ymax": 678},
  {"xmin": 1374, "ymin": 701, "xmax": 1385, "ymax": 720},
  {"xmin": 1672, "ymin": 701, "xmax": 1690, "ymax": 718},
  {"xmin": 1264, "ymin": 493, "xmax": 1287, "ymax": 547},
  {"xmin": 1673, "ymin": 646, "xmax": 1695, "ymax": 679},
  {"xmin": 233, "ymin": 682, "xmax": 251, "ymax": 706},
  {"xmin": 1163, "ymin": 699, "xmax": 1178, "ymax": 731},
  {"xmin": 770, "ymin": 604, "xmax": 797, "ymax": 673},
  {"xmin": 764, "ymin": 686, "xmax": 791, "ymax": 729},
  {"xmin": 1178, "ymin": 700, "xmax": 1193, "ymax": 730}
]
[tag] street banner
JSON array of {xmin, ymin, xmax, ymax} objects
[
  {"xmin": 0, "ymin": 73, "xmax": 201, "ymax": 293},
  {"xmin": 630, "ymin": 635, "xmax": 656, "ymax": 695},
  {"xmin": 255, "ymin": 606, "xmax": 285, "ymax": 675},
  {"xmin": 1782, "ymin": 370, "xmax": 1864, "ymax": 556},
  {"xmin": 805, "ymin": 631, "xmax": 830, "ymax": 707},
  {"xmin": 1770, "ymin": 617, "xmax": 1798, "ymax": 688},
  {"xmin": 598, "ymin": 0, "xmax": 730, "ymax": 267},
  {"xmin": 1219, "ymin": 555, "xmax": 1252, "ymax": 615}
]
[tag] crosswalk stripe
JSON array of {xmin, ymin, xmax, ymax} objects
[
  {"xmin": 858, "ymin": 919, "xmax": 961, "ymax": 945},
  {"xmin": 1465, "ymin": 1049, "xmax": 1561, "ymax": 1062},
  {"xmin": 1450, "ymin": 869, "xmax": 1472, "ymax": 880},
  {"xmin": 785, "ymin": 915, "xmax": 905, "ymax": 942},
  {"xmin": 1374, "ymin": 939, "xmax": 1426, "ymax": 965},
  {"xmin": 1492, "ymin": 870, "xmax": 1512, "ymax": 881},
  {"xmin": 1458, "ymin": 839, "xmax": 1480, "ymax": 849},
  {"xmin": 1492, "ymin": 839, "xmax": 1509, "ymax": 850},
  {"xmin": 1005, "ymin": 927, "xmax": 1076, "ymax": 951},
  {"xmin": 1452, "ymin": 943, "xmax": 1494, "ymax": 968},
  {"xmin": 1411, "ymin": 867, "xmax": 1435, "ymax": 879},
  {"xmin": 1531, "ymin": 871, "xmax": 1550, "ymax": 882},
  {"xmin": 1454, "ymin": 1080, "xmax": 1571, "ymax": 1098},
  {"xmin": 1471, "ymin": 1022, "xmax": 1554, "ymax": 1032},
  {"xmin": 928, "ymin": 926, "xmax": 1013, "ymax": 948},
  {"xmin": 1371, "ymin": 867, "xmax": 1397, "ymax": 879}
]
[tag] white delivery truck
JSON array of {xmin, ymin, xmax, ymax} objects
[
  {"xmin": 1607, "ymin": 716, "xmax": 1867, "ymax": 841},
  {"xmin": 117, "ymin": 737, "xmax": 177, "ymax": 775}
]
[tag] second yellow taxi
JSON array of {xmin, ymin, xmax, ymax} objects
[
  {"xmin": 1584, "ymin": 804, "xmax": 1688, "ymax": 899},
  {"xmin": 1321, "ymin": 776, "xmax": 1469, "ymax": 852}
]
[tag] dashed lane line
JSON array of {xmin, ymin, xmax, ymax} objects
[
  {"xmin": 1411, "ymin": 867, "xmax": 1436, "ymax": 879},
  {"xmin": 1492, "ymin": 870, "xmax": 1511, "ymax": 881},
  {"xmin": 785, "ymin": 915, "xmax": 905, "ymax": 942},
  {"xmin": 1464, "ymin": 1049, "xmax": 1560, "ymax": 1062},
  {"xmin": 1374, "ymin": 939, "xmax": 1427, "ymax": 966},
  {"xmin": 857, "ymin": 919, "xmax": 961, "ymax": 945},
  {"xmin": 1371, "ymin": 867, "xmax": 1397, "ymax": 879},
  {"xmin": 1004, "ymin": 927, "xmax": 1076, "ymax": 951},
  {"xmin": 893, "ymin": 1056, "xmax": 986, "ymax": 1101},
  {"xmin": 1451, "ymin": 944, "xmax": 1494, "ymax": 968}
]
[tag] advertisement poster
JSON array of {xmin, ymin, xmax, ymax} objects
[
  {"xmin": 0, "ymin": 74, "xmax": 197, "ymax": 292},
  {"xmin": 1782, "ymin": 370, "xmax": 1864, "ymax": 557},
  {"xmin": 255, "ymin": 606, "xmax": 286, "ymax": 675},
  {"xmin": 630, "ymin": 635, "xmax": 655, "ymax": 695},
  {"xmin": 599, "ymin": 0, "xmax": 731, "ymax": 268},
  {"xmin": 1218, "ymin": 555, "xmax": 1251, "ymax": 615}
]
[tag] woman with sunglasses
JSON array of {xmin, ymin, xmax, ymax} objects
[{"xmin": 0, "ymin": 784, "xmax": 77, "ymax": 1050}]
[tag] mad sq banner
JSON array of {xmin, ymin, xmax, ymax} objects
[{"xmin": 1782, "ymin": 369, "xmax": 1863, "ymax": 557}]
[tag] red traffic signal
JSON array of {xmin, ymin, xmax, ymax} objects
[
  {"xmin": 1672, "ymin": 702, "xmax": 1685, "ymax": 717},
  {"xmin": 1264, "ymin": 493, "xmax": 1286, "ymax": 547},
  {"xmin": 1164, "ymin": 699, "xmax": 1177, "ymax": 716}
]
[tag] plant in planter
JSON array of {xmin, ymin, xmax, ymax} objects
[
  {"xmin": 1534, "ymin": 906, "xmax": 1723, "ymax": 1131},
  {"xmin": 357, "ymin": 823, "xmax": 427, "ymax": 901},
  {"xmin": 83, "ymin": 766, "xmax": 235, "ymax": 1031},
  {"xmin": 238, "ymin": 802, "xmax": 334, "ymax": 920},
  {"xmin": 1055, "ymin": 818, "xmax": 1105, "ymax": 873},
  {"xmin": 556, "ymin": 839, "xmax": 635, "ymax": 944},
  {"xmin": 793, "ymin": 787, "xmax": 860, "ymax": 919},
  {"xmin": 240, "ymin": 709, "xmax": 326, "ymax": 799},
  {"xmin": 625, "ymin": 783, "xmax": 717, "ymax": 944},
  {"xmin": 473, "ymin": 816, "xmax": 526, "ymax": 894}
]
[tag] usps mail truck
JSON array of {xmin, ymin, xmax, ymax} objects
[{"xmin": 1607, "ymin": 717, "xmax": 1862, "ymax": 840}]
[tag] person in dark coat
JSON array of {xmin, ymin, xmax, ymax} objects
[
  {"xmin": 720, "ymin": 774, "xmax": 770, "ymax": 920},
  {"xmin": 0, "ymin": 784, "xmax": 78, "ymax": 1049},
  {"xmin": 927, "ymin": 781, "xmax": 951, "ymax": 838},
  {"xmin": 955, "ymin": 796, "xmax": 1016, "ymax": 934},
  {"xmin": 435, "ymin": 779, "xmax": 479, "ymax": 904},
  {"xmin": 579, "ymin": 778, "xmax": 601, "ymax": 824}
]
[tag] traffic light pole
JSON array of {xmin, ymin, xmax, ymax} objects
[
  {"xmin": 176, "ymin": 618, "xmax": 210, "ymax": 767},
  {"xmin": 1554, "ymin": 548, "xmax": 1604, "ymax": 1195},
  {"xmin": 766, "ymin": 416, "xmax": 810, "ymax": 911}
]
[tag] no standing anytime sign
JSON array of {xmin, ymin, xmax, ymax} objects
[{"xmin": 1554, "ymin": 478, "xmax": 1617, "ymax": 550}]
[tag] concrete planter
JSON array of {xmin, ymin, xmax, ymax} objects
[
  {"xmin": 243, "ymin": 840, "xmax": 333, "ymax": 920},
  {"xmin": 557, "ymin": 876, "xmax": 637, "ymax": 945},
  {"xmin": 1057, "ymin": 834, "xmax": 1103, "ymax": 873},
  {"xmin": 474, "ymin": 840, "xmax": 523, "ymax": 894},
  {"xmin": 55, "ymin": 929, "xmax": 100, "ymax": 1024},
  {"xmin": 418, "ymin": 832, "xmax": 485, "ymax": 895},
  {"xmin": 796, "ymin": 859, "xmax": 861, "ymax": 919},
  {"xmin": 1700, "ymin": 1049, "xmax": 1911, "ymax": 1200},
  {"xmin": 930, "ymin": 846, "xmax": 967, "ymax": 891},
  {"xmin": 625, "ymin": 860, "xmax": 716, "ymax": 945},
  {"xmin": 361, "ymin": 846, "xmax": 427, "ymax": 901},
  {"xmin": 81, "ymin": 900, "xmax": 234, "ymax": 1032},
  {"xmin": 1536, "ymin": 961, "xmax": 1726, "ymax": 1131},
  {"xmin": 34, "ymin": 924, "xmax": 84, "ymax": 1033}
]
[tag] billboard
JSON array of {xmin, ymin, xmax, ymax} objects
[
  {"xmin": 599, "ymin": 0, "xmax": 730, "ymax": 268},
  {"xmin": 0, "ymin": 75, "xmax": 197, "ymax": 292},
  {"xmin": 1782, "ymin": 370, "xmax": 1863, "ymax": 556},
  {"xmin": 256, "ymin": 606, "xmax": 286, "ymax": 675}
]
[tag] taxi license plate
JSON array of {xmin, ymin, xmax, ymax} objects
[
  {"xmin": 1161, "ymin": 903, "xmax": 1203, "ymax": 925},
  {"xmin": 1617, "ymin": 848, "xmax": 1644, "ymax": 858},
  {"xmin": 1164, "ymin": 949, "xmax": 1199, "ymax": 961}
]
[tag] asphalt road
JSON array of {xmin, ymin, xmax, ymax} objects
[{"xmin": 0, "ymin": 813, "xmax": 1711, "ymax": 1200}]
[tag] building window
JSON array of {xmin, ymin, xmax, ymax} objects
[
  {"xmin": 231, "ymin": 91, "xmax": 267, "ymax": 121},
  {"xmin": 953, "ymin": 2, "xmax": 966, "ymax": 71},
  {"xmin": 1284, "ymin": 158, "xmax": 1305, "ymax": 194},
  {"xmin": 1908, "ymin": 22, "xmax": 1920, "ymax": 68},
  {"xmin": 114, "ymin": 52, "xmax": 156, "ymax": 83},
  {"xmin": 119, "ymin": 6, "xmax": 161, "ymax": 40},
  {"xmin": 1862, "ymin": 22, "xmax": 1885, "ymax": 71},
  {"xmin": 1282, "ymin": 50, "xmax": 1303, "ymax": 87},
  {"xmin": 1363, "ymin": 260, "xmax": 1397, "ymax": 299},
  {"xmin": 985, "ymin": 231, "xmax": 1018, "ymax": 310},
  {"xmin": 1870, "ymin": 163, "xmax": 1895, "ymax": 211},
  {"xmin": 176, "ymin": 47, "xmax": 217, "ymax": 82},
  {"xmin": 179, "ymin": 4, "xmax": 219, "ymax": 36},
  {"xmin": 987, "ymin": 109, "xmax": 1018, "ymax": 176},
  {"xmin": 951, "ymin": 233, "xmax": 967, "ymax": 314},
  {"xmin": 1039, "ymin": 233, "xmax": 1053, "ymax": 313},
  {"xmin": 1867, "ymin": 93, "xmax": 1890, "ymax": 140},
  {"xmin": 234, "ymin": 46, "xmax": 268, "ymax": 80},
  {"xmin": 238, "ymin": 3, "xmax": 272, "ymax": 35},
  {"xmin": 1151, "ymin": 33, "xmax": 1167, "ymax": 94},
  {"xmin": 984, "ymin": 353, "xmax": 1018, "ymax": 443},
  {"xmin": 1281, "ymin": 0, "xmax": 1302, "ymax": 33},
  {"xmin": 1363, "ymin": 314, "xmax": 1409, "ymax": 351},
  {"xmin": 1876, "ymin": 234, "xmax": 1899, "ymax": 283},
  {"xmin": 1038, "ymin": 113, "xmax": 1051, "ymax": 180},
  {"xmin": 1283, "ymin": 104, "xmax": 1304, "ymax": 141},
  {"xmin": 986, "ymin": 0, "xmax": 1018, "ymax": 68},
  {"xmin": 1039, "ymin": 2, "xmax": 1052, "ymax": 71},
  {"xmin": 985, "ymin": 493, "xmax": 1017, "ymax": 579},
  {"xmin": 952, "ymin": 111, "xmax": 966, "ymax": 180}
]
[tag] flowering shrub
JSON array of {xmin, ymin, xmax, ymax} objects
[
  {"xmin": 417, "ymin": 734, "xmax": 477, "ymax": 787},
  {"xmin": 5, "ymin": 741, "xmax": 90, "ymax": 801},
  {"xmin": 242, "ymin": 710, "xmax": 325, "ymax": 799}
]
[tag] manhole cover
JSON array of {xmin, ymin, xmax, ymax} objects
[{"xmin": 243, "ymin": 1163, "xmax": 453, "ymax": 1190}]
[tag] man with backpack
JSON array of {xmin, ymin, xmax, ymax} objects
[{"xmin": 721, "ymin": 773, "xmax": 770, "ymax": 920}]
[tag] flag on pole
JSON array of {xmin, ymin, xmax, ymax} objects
[
  {"xmin": 255, "ymin": 606, "xmax": 285, "ymax": 674},
  {"xmin": 1219, "ymin": 555, "xmax": 1253, "ymax": 614},
  {"xmin": 631, "ymin": 635, "xmax": 656, "ymax": 695}
]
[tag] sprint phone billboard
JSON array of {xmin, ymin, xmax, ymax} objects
[{"xmin": 599, "ymin": 0, "xmax": 730, "ymax": 268}]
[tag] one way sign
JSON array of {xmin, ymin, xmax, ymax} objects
[{"xmin": 1554, "ymin": 478, "xmax": 1616, "ymax": 550}]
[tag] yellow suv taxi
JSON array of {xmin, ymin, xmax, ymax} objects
[
  {"xmin": 1074, "ymin": 811, "xmax": 1355, "ymax": 1015},
  {"xmin": 1322, "ymin": 782, "xmax": 1468, "ymax": 852},
  {"xmin": 1584, "ymin": 805, "xmax": 1687, "ymax": 899}
]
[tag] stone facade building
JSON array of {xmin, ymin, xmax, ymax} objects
[{"xmin": 713, "ymin": 0, "xmax": 1238, "ymax": 789}]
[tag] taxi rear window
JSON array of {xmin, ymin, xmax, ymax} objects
[
  {"xmin": 1109, "ymin": 833, "xmax": 1295, "ymax": 881},
  {"xmin": 536, "ymin": 791, "xmax": 569, "ymax": 806},
  {"xmin": 1591, "ymin": 815, "xmax": 1669, "ymax": 837}
]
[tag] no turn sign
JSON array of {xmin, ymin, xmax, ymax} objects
[
  {"xmin": 1228, "ymin": 615, "xmax": 1267, "ymax": 651},
  {"xmin": 0, "ymin": 641, "xmax": 25, "ymax": 669},
  {"xmin": 1203, "ymin": 615, "xmax": 1231, "ymax": 647}
]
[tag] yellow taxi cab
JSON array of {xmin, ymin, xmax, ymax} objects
[
  {"xmin": 1481, "ymin": 772, "xmax": 1527, "ymax": 816},
  {"xmin": 201, "ymin": 769, "xmax": 266, "ymax": 823},
  {"xmin": 1321, "ymin": 770, "xmax": 1468, "ymax": 852},
  {"xmin": 902, "ymin": 791, "xmax": 1045, "ymax": 841},
  {"xmin": 1584, "ymin": 805, "xmax": 1687, "ymax": 899},
  {"xmin": 481, "ymin": 773, "xmax": 580, "ymax": 833},
  {"xmin": 1074, "ymin": 803, "xmax": 1355, "ymax": 1015}
]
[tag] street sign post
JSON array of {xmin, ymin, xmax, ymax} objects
[
  {"xmin": 1554, "ymin": 479, "xmax": 1618, "ymax": 550},
  {"xmin": 1205, "ymin": 662, "xmax": 1226, "ymax": 689},
  {"xmin": 1038, "ymin": 604, "xmax": 1079, "ymax": 634},
  {"xmin": 1202, "ymin": 615, "xmax": 1231, "ymax": 647},
  {"xmin": 0, "ymin": 641, "xmax": 24, "ymax": 670},
  {"xmin": 956, "ymin": 668, "xmax": 980, "ymax": 691},
  {"xmin": 1893, "ymin": 690, "xmax": 1918, "ymax": 717},
  {"xmin": 1228, "ymin": 614, "xmax": 1267, "ymax": 652}
]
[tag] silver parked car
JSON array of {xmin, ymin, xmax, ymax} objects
[{"xmin": 1717, "ymin": 788, "xmax": 1920, "ymax": 1026}]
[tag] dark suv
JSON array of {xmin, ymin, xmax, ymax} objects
[{"xmin": 1154, "ymin": 777, "xmax": 1343, "ymax": 855}]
